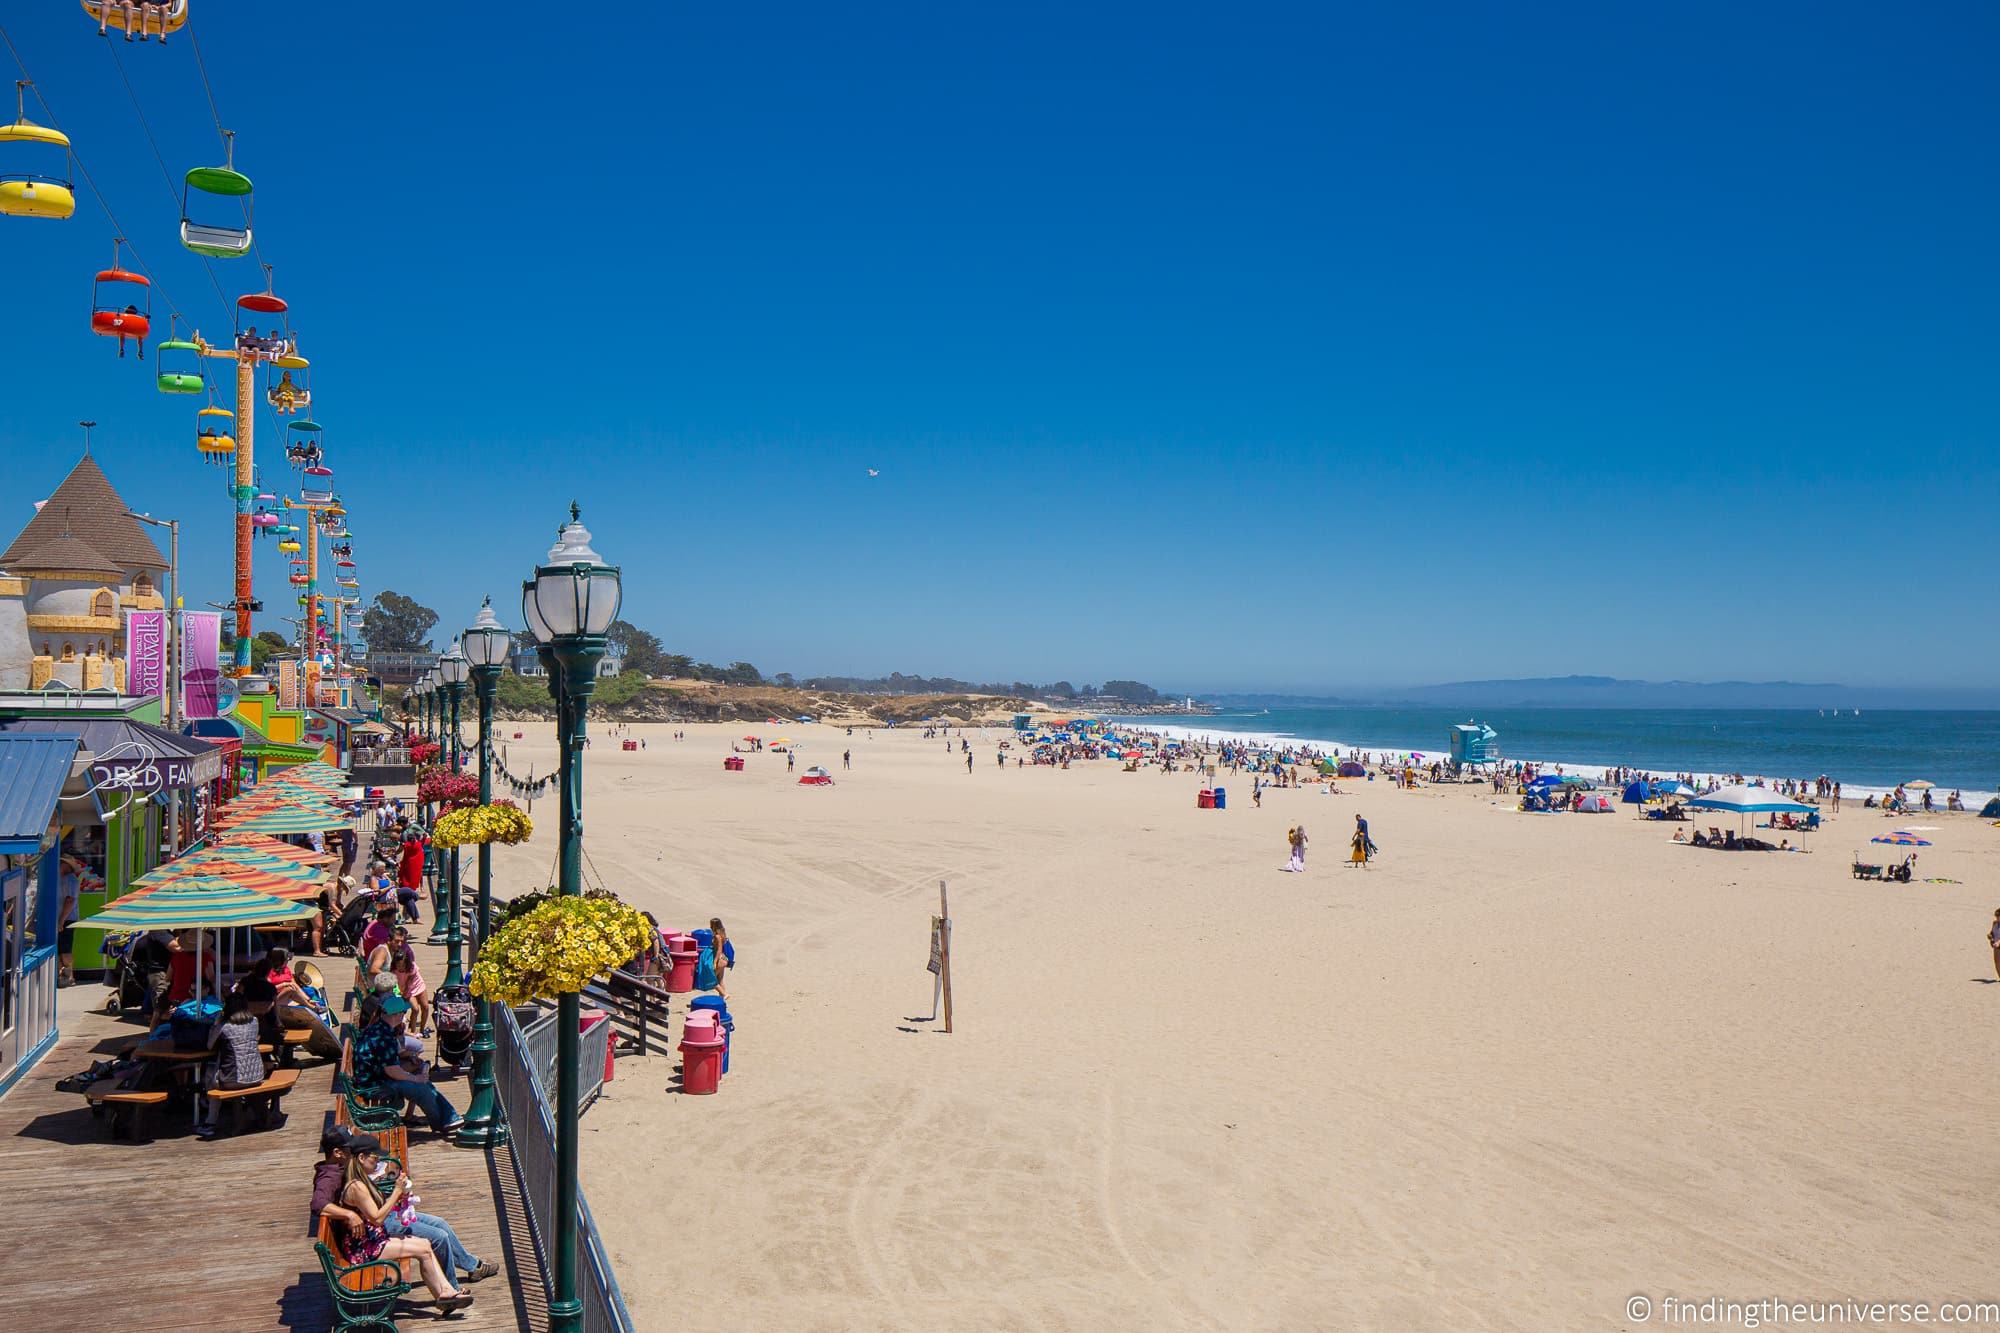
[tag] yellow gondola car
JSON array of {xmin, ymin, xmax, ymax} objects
[
  {"xmin": 81, "ymin": 1, "xmax": 190, "ymax": 40},
  {"xmin": 195, "ymin": 405, "xmax": 235, "ymax": 465},
  {"xmin": 1, "ymin": 85, "xmax": 76, "ymax": 220}
]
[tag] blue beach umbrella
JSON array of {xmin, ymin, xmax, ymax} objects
[{"xmin": 1870, "ymin": 833, "xmax": 1931, "ymax": 846}]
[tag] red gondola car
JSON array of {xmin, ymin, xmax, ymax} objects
[{"xmin": 90, "ymin": 241, "xmax": 151, "ymax": 358}]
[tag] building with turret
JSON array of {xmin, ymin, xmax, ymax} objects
[{"xmin": 0, "ymin": 453, "xmax": 167, "ymax": 691}]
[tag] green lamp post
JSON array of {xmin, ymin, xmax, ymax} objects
[
  {"xmin": 422, "ymin": 665, "xmax": 447, "ymax": 923},
  {"xmin": 522, "ymin": 503, "xmax": 620, "ymax": 1333},
  {"xmin": 434, "ymin": 641, "xmax": 471, "ymax": 963},
  {"xmin": 455, "ymin": 597, "xmax": 511, "ymax": 1148}
]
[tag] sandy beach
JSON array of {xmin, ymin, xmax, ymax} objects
[{"xmin": 485, "ymin": 721, "xmax": 2000, "ymax": 1331}]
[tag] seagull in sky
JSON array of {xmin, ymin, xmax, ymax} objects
[{"xmin": 867, "ymin": 468, "xmax": 880, "ymax": 477}]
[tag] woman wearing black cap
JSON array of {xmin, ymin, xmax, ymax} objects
[{"xmin": 334, "ymin": 1135, "xmax": 474, "ymax": 1313}]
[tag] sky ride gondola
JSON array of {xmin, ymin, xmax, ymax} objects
[
  {"xmin": 301, "ymin": 464, "xmax": 334, "ymax": 503},
  {"xmin": 90, "ymin": 240, "xmax": 150, "ymax": 358},
  {"xmin": 1, "ymin": 83, "xmax": 76, "ymax": 220},
  {"xmin": 277, "ymin": 538, "xmax": 301, "ymax": 553},
  {"xmin": 251, "ymin": 509, "xmax": 278, "ymax": 532},
  {"xmin": 195, "ymin": 403, "xmax": 234, "ymax": 465},
  {"xmin": 82, "ymin": 1, "xmax": 190, "ymax": 41},
  {"xmin": 267, "ymin": 351, "xmax": 310, "ymax": 414},
  {"xmin": 182, "ymin": 133, "xmax": 253, "ymax": 259},
  {"xmin": 284, "ymin": 418, "xmax": 323, "ymax": 470},
  {"xmin": 156, "ymin": 320, "xmax": 204, "ymax": 393}
]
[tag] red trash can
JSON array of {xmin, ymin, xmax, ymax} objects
[
  {"xmin": 680, "ymin": 1037, "xmax": 724, "ymax": 1094},
  {"xmin": 1198, "ymin": 789, "xmax": 1214, "ymax": 809},
  {"xmin": 580, "ymin": 1008, "xmax": 614, "ymax": 1082}
]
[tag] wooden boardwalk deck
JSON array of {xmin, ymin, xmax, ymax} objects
[{"xmin": 0, "ymin": 935, "xmax": 546, "ymax": 1332}]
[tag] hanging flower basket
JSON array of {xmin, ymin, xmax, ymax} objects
[
  {"xmin": 432, "ymin": 800, "xmax": 533, "ymax": 848},
  {"xmin": 469, "ymin": 891, "xmax": 654, "ymax": 1007},
  {"xmin": 410, "ymin": 740, "xmax": 442, "ymax": 765},
  {"xmin": 417, "ymin": 770, "xmax": 480, "ymax": 810}
]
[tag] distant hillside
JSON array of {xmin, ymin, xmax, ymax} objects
[{"xmin": 1383, "ymin": 676, "xmax": 1989, "ymax": 709}]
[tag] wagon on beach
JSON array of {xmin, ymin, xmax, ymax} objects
[{"xmin": 1851, "ymin": 858, "xmax": 1886, "ymax": 880}]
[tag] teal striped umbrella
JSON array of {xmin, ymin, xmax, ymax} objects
[
  {"xmin": 214, "ymin": 803, "xmax": 351, "ymax": 833},
  {"xmin": 83, "ymin": 875, "xmax": 317, "ymax": 930}
]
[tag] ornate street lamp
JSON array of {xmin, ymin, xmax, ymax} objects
[
  {"xmin": 455, "ymin": 597, "xmax": 511, "ymax": 1148},
  {"xmin": 522, "ymin": 503, "xmax": 620, "ymax": 1333},
  {"xmin": 432, "ymin": 641, "xmax": 471, "ymax": 955}
]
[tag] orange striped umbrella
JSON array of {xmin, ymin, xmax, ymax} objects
[{"xmin": 140, "ymin": 861, "xmax": 320, "ymax": 900}]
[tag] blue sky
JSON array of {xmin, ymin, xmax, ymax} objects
[{"xmin": 1, "ymin": 3, "xmax": 1994, "ymax": 692}]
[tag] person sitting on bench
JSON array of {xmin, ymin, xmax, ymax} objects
[
  {"xmin": 330, "ymin": 1134, "xmax": 474, "ymax": 1313},
  {"xmin": 353, "ymin": 994, "xmax": 463, "ymax": 1138},
  {"xmin": 198, "ymin": 980, "xmax": 274, "ymax": 1140}
]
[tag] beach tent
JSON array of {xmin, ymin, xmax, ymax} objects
[
  {"xmin": 1686, "ymin": 785, "xmax": 1814, "ymax": 814},
  {"xmin": 1981, "ymin": 796, "xmax": 2000, "ymax": 819},
  {"xmin": 1337, "ymin": 761, "xmax": 1367, "ymax": 778},
  {"xmin": 1687, "ymin": 783, "xmax": 1815, "ymax": 836},
  {"xmin": 1621, "ymin": 780, "xmax": 1649, "ymax": 805},
  {"xmin": 798, "ymin": 765, "xmax": 833, "ymax": 786},
  {"xmin": 1577, "ymin": 794, "xmax": 1613, "ymax": 812}
]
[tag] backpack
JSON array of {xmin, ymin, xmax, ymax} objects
[{"xmin": 694, "ymin": 946, "xmax": 718, "ymax": 992}]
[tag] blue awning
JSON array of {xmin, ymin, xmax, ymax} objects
[{"xmin": 0, "ymin": 735, "xmax": 81, "ymax": 853}]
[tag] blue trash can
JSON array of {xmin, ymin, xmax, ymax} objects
[
  {"xmin": 690, "ymin": 995, "xmax": 733, "ymax": 1073},
  {"xmin": 1212, "ymin": 786, "xmax": 1227, "ymax": 809}
]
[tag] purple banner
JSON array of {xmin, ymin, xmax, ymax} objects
[
  {"xmin": 180, "ymin": 611, "xmax": 223, "ymax": 720},
  {"xmin": 125, "ymin": 609, "xmax": 168, "ymax": 700}
]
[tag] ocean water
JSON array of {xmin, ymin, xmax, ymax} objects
[{"xmin": 1110, "ymin": 707, "xmax": 2000, "ymax": 796}]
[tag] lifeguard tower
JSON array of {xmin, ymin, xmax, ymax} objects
[{"xmin": 1449, "ymin": 722, "xmax": 1498, "ymax": 766}]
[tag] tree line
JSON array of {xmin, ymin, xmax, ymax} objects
[{"xmin": 360, "ymin": 591, "xmax": 1160, "ymax": 702}]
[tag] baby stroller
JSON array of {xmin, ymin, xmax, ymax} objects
[
  {"xmin": 100, "ymin": 932, "xmax": 162, "ymax": 1016},
  {"xmin": 434, "ymin": 984, "xmax": 475, "ymax": 1069},
  {"xmin": 323, "ymin": 892, "xmax": 376, "ymax": 955}
]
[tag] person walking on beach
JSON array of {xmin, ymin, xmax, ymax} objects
[
  {"xmin": 1285, "ymin": 826, "xmax": 1307, "ymax": 872},
  {"xmin": 966, "ymin": 751, "xmax": 974, "ymax": 774},
  {"xmin": 1989, "ymin": 910, "xmax": 2000, "ymax": 983},
  {"xmin": 843, "ymin": 749, "xmax": 851, "ymax": 770}
]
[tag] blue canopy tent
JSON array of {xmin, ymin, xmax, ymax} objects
[{"xmin": 1621, "ymin": 780, "xmax": 1650, "ymax": 805}]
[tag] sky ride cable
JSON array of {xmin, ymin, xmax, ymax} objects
[
  {"xmin": 100, "ymin": 31, "xmax": 236, "ymax": 332},
  {"xmin": 185, "ymin": 26, "xmax": 281, "ymax": 331},
  {"xmin": 0, "ymin": 17, "xmax": 199, "ymax": 337}
]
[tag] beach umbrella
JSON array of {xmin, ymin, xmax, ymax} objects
[{"xmin": 1870, "ymin": 833, "xmax": 1932, "ymax": 846}]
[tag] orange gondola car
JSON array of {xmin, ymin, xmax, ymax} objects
[{"xmin": 90, "ymin": 239, "xmax": 150, "ymax": 358}]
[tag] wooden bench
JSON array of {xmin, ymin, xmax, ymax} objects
[
  {"xmin": 204, "ymin": 1067, "xmax": 301, "ymax": 1135},
  {"xmin": 276, "ymin": 1026, "xmax": 315, "ymax": 1068},
  {"xmin": 313, "ymin": 1236, "xmax": 412, "ymax": 1331},
  {"xmin": 84, "ymin": 1082, "xmax": 171, "ymax": 1140}
]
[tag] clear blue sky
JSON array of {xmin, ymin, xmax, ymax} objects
[{"xmin": 2, "ymin": 3, "xmax": 1993, "ymax": 692}]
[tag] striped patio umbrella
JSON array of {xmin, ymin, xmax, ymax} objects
[
  {"xmin": 83, "ymin": 876, "xmax": 317, "ymax": 930},
  {"xmin": 1870, "ymin": 833, "xmax": 1932, "ymax": 846},
  {"xmin": 211, "ymin": 832, "xmax": 337, "ymax": 866},
  {"xmin": 215, "ymin": 805, "xmax": 353, "ymax": 834},
  {"xmin": 143, "ymin": 848, "xmax": 327, "ymax": 887},
  {"xmin": 139, "ymin": 861, "xmax": 320, "ymax": 900}
]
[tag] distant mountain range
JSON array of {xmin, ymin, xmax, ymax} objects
[{"xmin": 1203, "ymin": 676, "xmax": 1999, "ymax": 709}]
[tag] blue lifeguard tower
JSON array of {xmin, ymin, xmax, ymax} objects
[{"xmin": 1449, "ymin": 722, "xmax": 1498, "ymax": 766}]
